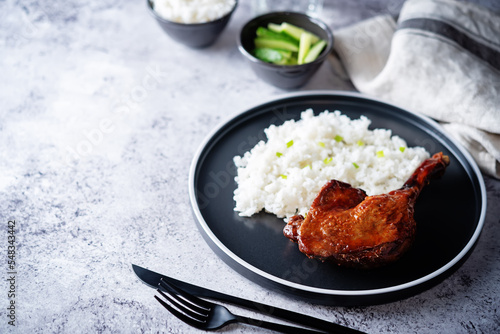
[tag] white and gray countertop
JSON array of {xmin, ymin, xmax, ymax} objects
[{"xmin": 1, "ymin": 0, "xmax": 499, "ymax": 333}]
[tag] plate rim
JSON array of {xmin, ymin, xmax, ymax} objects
[{"xmin": 188, "ymin": 90, "xmax": 487, "ymax": 298}]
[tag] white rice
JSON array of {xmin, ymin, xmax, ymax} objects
[
  {"xmin": 152, "ymin": 0, "xmax": 236, "ymax": 24},
  {"xmin": 233, "ymin": 109, "xmax": 430, "ymax": 219}
]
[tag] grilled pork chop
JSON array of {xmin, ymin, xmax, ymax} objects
[{"xmin": 283, "ymin": 152, "xmax": 450, "ymax": 268}]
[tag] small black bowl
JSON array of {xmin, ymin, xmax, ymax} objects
[
  {"xmin": 147, "ymin": 0, "xmax": 238, "ymax": 48},
  {"xmin": 238, "ymin": 12, "xmax": 333, "ymax": 89}
]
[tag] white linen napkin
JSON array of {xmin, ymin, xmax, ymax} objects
[{"xmin": 329, "ymin": 0, "xmax": 500, "ymax": 178}]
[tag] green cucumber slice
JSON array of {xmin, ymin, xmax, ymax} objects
[
  {"xmin": 255, "ymin": 27, "xmax": 299, "ymax": 46},
  {"xmin": 253, "ymin": 48, "xmax": 284, "ymax": 63},
  {"xmin": 280, "ymin": 22, "xmax": 303, "ymax": 40},
  {"xmin": 304, "ymin": 39, "xmax": 327, "ymax": 63},
  {"xmin": 254, "ymin": 37, "xmax": 299, "ymax": 52},
  {"xmin": 281, "ymin": 22, "xmax": 320, "ymax": 44},
  {"xmin": 267, "ymin": 23, "xmax": 282, "ymax": 34},
  {"xmin": 276, "ymin": 49, "xmax": 293, "ymax": 59},
  {"xmin": 298, "ymin": 32, "xmax": 313, "ymax": 65},
  {"xmin": 253, "ymin": 48, "xmax": 293, "ymax": 64}
]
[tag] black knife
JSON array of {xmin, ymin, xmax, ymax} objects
[{"xmin": 132, "ymin": 264, "xmax": 365, "ymax": 334}]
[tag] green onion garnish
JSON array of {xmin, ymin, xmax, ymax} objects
[
  {"xmin": 318, "ymin": 141, "xmax": 325, "ymax": 147},
  {"xmin": 352, "ymin": 162, "xmax": 359, "ymax": 169},
  {"xmin": 324, "ymin": 157, "xmax": 333, "ymax": 164},
  {"xmin": 280, "ymin": 174, "xmax": 287, "ymax": 179},
  {"xmin": 376, "ymin": 150, "xmax": 385, "ymax": 158},
  {"xmin": 357, "ymin": 140, "xmax": 364, "ymax": 146},
  {"xmin": 399, "ymin": 146, "xmax": 406, "ymax": 152},
  {"xmin": 287, "ymin": 140, "xmax": 294, "ymax": 148},
  {"xmin": 334, "ymin": 135, "xmax": 343, "ymax": 142},
  {"xmin": 276, "ymin": 152, "xmax": 283, "ymax": 157}
]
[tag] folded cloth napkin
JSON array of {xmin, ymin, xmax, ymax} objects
[{"xmin": 330, "ymin": 0, "xmax": 500, "ymax": 179}]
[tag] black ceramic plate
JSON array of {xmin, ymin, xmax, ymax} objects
[{"xmin": 188, "ymin": 91, "xmax": 486, "ymax": 305}]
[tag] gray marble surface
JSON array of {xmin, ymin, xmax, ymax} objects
[{"xmin": 1, "ymin": 0, "xmax": 499, "ymax": 333}]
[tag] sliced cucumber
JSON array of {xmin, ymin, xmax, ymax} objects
[
  {"xmin": 252, "ymin": 21, "xmax": 326, "ymax": 66},
  {"xmin": 267, "ymin": 23, "xmax": 283, "ymax": 34},
  {"xmin": 298, "ymin": 32, "xmax": 313, "ymax": 65},
  {"xmin": 281, "ymin": 22, "xmax": 320, "ymax": 44},
  {"xmin": 303, "ymin": 39, "xmax": 327, "ymax": 63},
  {"xmin": 276, "ymin": 49, "xmax": 293, "ymax": 59},
  {"xmin": 253, "ymin": 48, "xmax": 283, "ymax": 63},
  {"xmin": 280, "ymin": 22, "xmax": 303, "ymax": 40},
  {"xmin": 254, "ymin": 37, "xmax": 299, "ymax": 52},
  {"xmin": 253, "ymin": 48, "xmax": 293, "ymax": 64},
  {"xmin": 256, "ymin": 27, "xmax": 299, "ymax": 46}
]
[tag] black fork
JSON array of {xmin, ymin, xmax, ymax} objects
[{"xmin": 154, "ymin": 278, "xmax": 328, "ymax": 333}]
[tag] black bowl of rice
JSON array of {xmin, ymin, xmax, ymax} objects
[{"xmin": 147, "ymin": 0, "xmax": 238, "ymax": 48}]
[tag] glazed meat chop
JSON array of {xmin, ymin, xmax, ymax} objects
[{"xmin": 284, "ymin": 152, "xmax": 450, "ymax": 268}]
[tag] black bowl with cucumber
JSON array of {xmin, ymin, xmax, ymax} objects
[{"xmin": 238, "ymin": 12, "xmax": 333, "ymax": 89}]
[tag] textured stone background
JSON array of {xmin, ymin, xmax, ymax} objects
[{"xmin": 1, "ymin": 0, "xmax": 499, "ymax": 333}]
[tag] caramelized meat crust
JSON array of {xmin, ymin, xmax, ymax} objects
[{"xmin": 283, "ymin": 152, "xmax": 450, "ymax": 268}]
